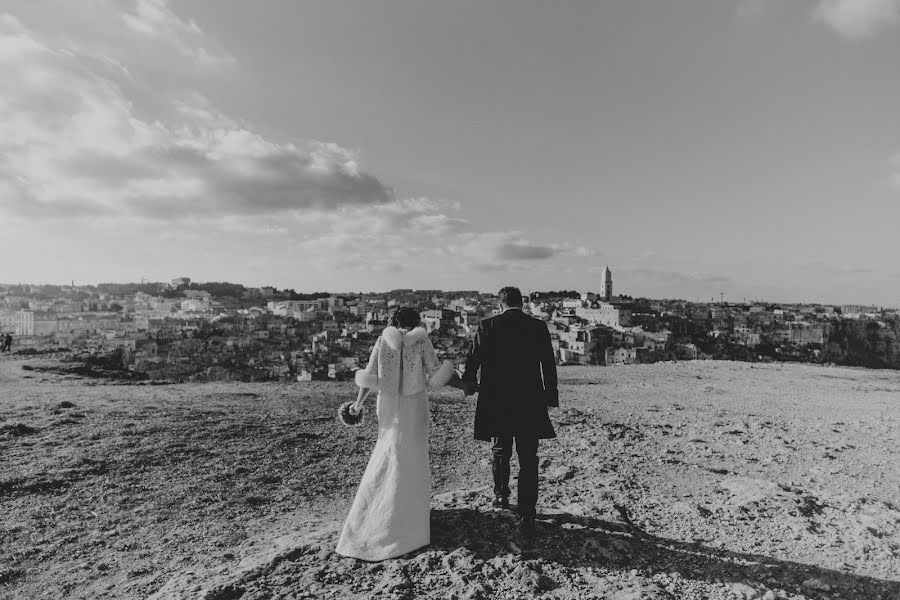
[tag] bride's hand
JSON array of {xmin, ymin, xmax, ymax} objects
[{"xmin": 350, "ymin": 387, "xmax": 370, "ymax": 415}]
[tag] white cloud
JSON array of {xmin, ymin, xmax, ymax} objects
[
  {"xmin": 285, "ymin": 214, "xmax": 603, "ymax": 280},
  {"xmin": 814, "ymin": 0, "xmax": 900, "ymax": 38},
  {"xmin": 121, "ymin": 0, "xmax": 231, "ymax": 65},
  {"xmin": 0, "ymin": 2, "xmax": 604, "ymax": 290},
  {"xmin": 568, "ymin": 245, "xmax": 603, "ymax": 258},
  {"xmin": 0, "ymin": 13, "xmax": 393, "ymax": 221},
  {"xmin": 0, "ymin": 0, "xmax": 232, "ymax": 71}
]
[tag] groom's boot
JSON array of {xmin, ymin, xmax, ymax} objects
[
  {"xmin": 491, "ymin": 436, "xmax": 512, "ymax": 509},
  {"xmin": 492, "ymin": 496, "xmax": 511, "ymax": 509}
]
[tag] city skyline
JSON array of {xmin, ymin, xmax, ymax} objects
[
  {"xmin": 0, "ymin": 271, "xmax": 891, "ymax": 308},
  {"xmin": 1, "ymin": 1, "xmax": 899, "ymax": 305}
]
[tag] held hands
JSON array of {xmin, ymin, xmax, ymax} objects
[
  {"xmin": 447, "ymin": 371, "xmax": 478, "ymax": 396},
  {"xmin": 349, "ymin": 401, "xmax": 364, "ymax": 416}
]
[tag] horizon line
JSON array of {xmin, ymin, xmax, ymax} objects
[{"xmin": 0, "ymin": 280, "xmax": 892, "ymax": 310}]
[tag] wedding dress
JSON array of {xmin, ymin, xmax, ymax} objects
[{"xmin": 336, "ymin": 326, "xmax": 455, "ymax": 561}]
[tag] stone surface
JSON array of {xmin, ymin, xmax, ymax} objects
[{"xmin": 2, "ymin": 359, "xmax": 899, "ymax": 600}]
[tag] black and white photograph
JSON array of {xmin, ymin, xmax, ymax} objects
[{"xmin": 1, "ymin": 1, "xmax": 899, "ymax": 599}]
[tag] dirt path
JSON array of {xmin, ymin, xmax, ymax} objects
[{"xmin": 1, "ymin": 358, "xmax": 898, "ymax": 599}]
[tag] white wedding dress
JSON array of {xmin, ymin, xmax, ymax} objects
[{"xmin": 336, "ymin": 326, "xmax": 455, "ymax": 561}]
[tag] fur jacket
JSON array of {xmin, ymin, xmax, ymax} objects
[{"xmin": 355, "ymin": 326, "xmax": 455, "ymax": 397}]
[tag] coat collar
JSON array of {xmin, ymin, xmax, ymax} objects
[
  {"xmin": 382, "ymin": 326, "xmax": 428, "ymax": 350},
  {"xmin": 499, "ymin": 307, "xmax": 525, "ymax": 321}
]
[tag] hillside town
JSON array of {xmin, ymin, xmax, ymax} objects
[{"xmin": 1, "ymin": 268, "xmax": 898, "ymax": 381}]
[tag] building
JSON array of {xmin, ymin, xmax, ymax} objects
[
  {"xmin": 675, "ymin": 343, "xmax": 698, "ymax": 360},
  {"xmin": 789, "ymin": 323, "xmax": 826, "ymax": 345},
  {"xmin": 0, "ymin": 310, "xmax": 16, "ymax": 333},
  {"xmin": 271, "ymin": 299, "xmax": 328, "ymax": 315},
  {"xmin": 557, "ymin": 325, "xmax": 612, "ymax": 364},
  {"xmin": 422, "ymin": 309, "xmax": 456, "ymax": 332},
  {"xmin": 641, "ymin": 330, "xmax": 672, "ymax": 351},
  {"xmin": 605, "ymin": 346, "xmax": 636, "ymax": 366},
  {"xmin": 15, "ymin": 311, "xmax": 59, "ymax": 336},
  {"xmin": 840, "ymin": 305, "xmax": 880, "ymax": 318},
  {"xmin": 455, "ymin": 311, "xmax": 480, "ymax": 334},
  {"xmin": 300, "ymin": 299, "xmax": 328, "ymax": 311},
  {"xmin": 575, "ymin": 302, "xmax": 632, "ymax": 328},
  {"xmin": 181, "ymin": 299, "xmax": 211, "ymax": 312},
  {"xmin": 600, "ymin": 266, "xmax": 613, "ymax": 301},
  {"xmin": 148, "ymin": 298, "xmax": 179, "ymax": 313},
  {"xmin": 183, "ymin": 289, "xmax": 212, "ymax": 301},
  {"xmin": 55, "ymin": 315, "xmax": 123, "ymax": 335},
  {"xmin": 552, "ymin": 311, "xmax": 581, "ymax": 326}
]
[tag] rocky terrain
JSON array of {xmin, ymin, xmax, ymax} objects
[{"xmin": 1, "ymin": 356, "xmax": 898, "ymax": 599}]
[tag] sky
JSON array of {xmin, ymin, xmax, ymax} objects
[{"xmin": 1, "ymin": 0, "xmax": 899, "ymax": 305}]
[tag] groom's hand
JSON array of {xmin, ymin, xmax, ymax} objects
[{"xmin": 462, "ymin": 379, "xmax": 478, "ymax": 396}]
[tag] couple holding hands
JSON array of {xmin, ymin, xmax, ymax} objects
[{"xmin": 336, "ymin": 286, "xmax": 559, "ymax": 562}]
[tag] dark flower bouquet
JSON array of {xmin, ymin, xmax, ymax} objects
[{"xmin": 338, "ymin": 401, "xmax": 365, "ymax": 427}]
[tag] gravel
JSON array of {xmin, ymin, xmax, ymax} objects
[{"xmin": 1, "ymin": 358, "xmax": 898, "ymax": 600}]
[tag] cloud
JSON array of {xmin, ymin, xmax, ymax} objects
[
  {"xmin": 0, "ymin": 13, "xmax": 393, "ymax": 221},
  {"xmin": 570, "ymin": 245, "xmax": 603, "ymax": 258},
  {"xmin": 495, "ymin": 243, "xmax": 556, "ymax": 261},
  {"xmin": 0, "ymin": 2, "xmax": 607, "ymax": 291},
  {"xmin": 434, "ymin": 230, "xmax": 604, "ymax": 269},
  {"xmin": 2, "ymin": 0, "xmax": 233, "ymax": 72},
  {"xmin": 286, "ymin": 217, "xmax": 599, "ymax": 280},
  {"xmin": 289, "ymin": 197, "xmax": 465, "ymax": 237},
  {"xmin": 281, "ymin": 197, "xmax": 473, "ymax": 274},
  {"xmin": 120, "ymin": 0, "xmax": 232, "ymax": 65},
  {"xmin": 814, "ymin": 0, "xmax": 900, "ymax": 38},
  {"xmin": 408, "ymin": 213, "xmax": 470, "ymax": 235}
]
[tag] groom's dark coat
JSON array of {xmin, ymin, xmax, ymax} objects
[{"xmin": 463, "ymin": 308, "xmax": 558, "ymax": 441}]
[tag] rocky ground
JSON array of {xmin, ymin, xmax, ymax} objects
[{"xmin": 1, "ymin": 356, "xmax": 898, "ymax": 600}]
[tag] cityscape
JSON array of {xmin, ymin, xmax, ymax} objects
[
  {"xmin": 2, "ymin": 3, "xmax": 899, "ymax": 599},
  {"xmin": 2, "ymin": 266, "xmax": 897, "ymax": 381}
]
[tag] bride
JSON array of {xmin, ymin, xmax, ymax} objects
[{"xmin": 336, "ymin": 307, "xmax": 459, "ymax": 561}]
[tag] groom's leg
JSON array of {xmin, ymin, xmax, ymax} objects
[
  {"xmin": 491, "ymin": 435, "xmax": 513, "ymax": 500},
  {"xmin": 514, "ymin": 436, "xmax": 539, "ymax": 518}
]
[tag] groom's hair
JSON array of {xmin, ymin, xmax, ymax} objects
[{"xmin": 498, "ymin": 286, "xmax": 523, "ymax": 308}]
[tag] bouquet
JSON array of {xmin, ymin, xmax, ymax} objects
[{"xmin": 338, "ymin": 401, "xmax": 365, "ymax": 427}]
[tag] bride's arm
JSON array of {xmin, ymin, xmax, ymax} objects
[
  {"xmin": 423, "ymin": 336, "xmax": 456, "ymax": 390},
  {"xmin": 351, "ymin": 338, "xmax": 381, "ymax": 413},
  {"xmin": 351, "ymin": 387, "xmax": 371, "ymax": 414}
]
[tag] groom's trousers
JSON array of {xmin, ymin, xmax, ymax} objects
[{"xmin": 491, "ymin": 435, "xmax": 538, "ymax": 517}]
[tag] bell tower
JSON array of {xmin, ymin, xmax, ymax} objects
[{"xmin": 601, "ymin": 265, "xmax": 613, "ymax": 301}]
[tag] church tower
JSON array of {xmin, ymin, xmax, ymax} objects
[{"xmin": 601, "ymin": 265, "xmax": 613, "ymax": 301}]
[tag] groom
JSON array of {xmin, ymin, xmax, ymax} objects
[{"xmin": 462, "ymin": 286, "xmax": 558, "ymax": 537}]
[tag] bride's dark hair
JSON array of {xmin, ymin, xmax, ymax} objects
[{"xmin": 390, "ymin": 306, "xmax": 421, "ymax": 329}]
